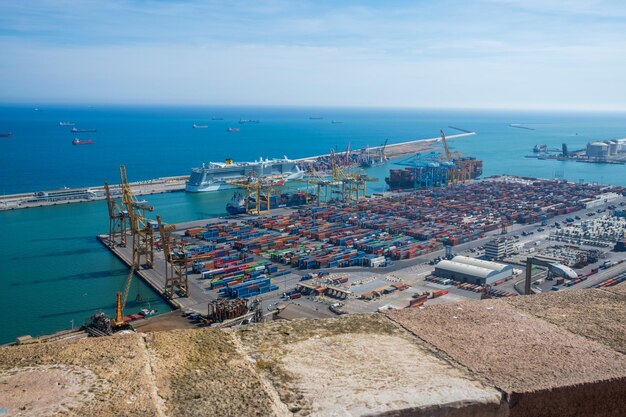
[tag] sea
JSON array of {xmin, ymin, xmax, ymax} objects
[{"xmin": 1, "ymin": 104, "xmax": 626, "ymax": 344}]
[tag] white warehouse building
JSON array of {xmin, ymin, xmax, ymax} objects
[{"xmin": 434, "ymin": 256, "xmax": 514, "ymax": 285}]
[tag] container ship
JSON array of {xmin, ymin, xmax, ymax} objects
[
  {"xmin": 185, "ymin": 157, "xmax": 304, "ymax": 192},
  {"xmin": 72, "ymin": 138, "xmax": 93, "ymax": 145},
  {"xmin": 226, "ymin": 191, "xmax": 314, "ymax": 215},
  {"xmin": 386, "ymin": 157, "xmax": 483, "ymax": 190}
]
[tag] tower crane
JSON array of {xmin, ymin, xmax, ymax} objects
[{"xmin": 103, "ymin": 182, "xmax": 127, "ymax": 248}]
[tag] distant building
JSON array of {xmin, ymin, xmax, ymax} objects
[
  {"xmin": 434, "ymin": 255, "xmax": 514, "ymax": 285},
  {"xmin": 485, "ymin": 238, "xmax": 515, "ymax": 260}
]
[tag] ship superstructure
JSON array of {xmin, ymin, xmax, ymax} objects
[{"xmin": 185, "ymin": 157, "xmax": 304, "ymax": 192}]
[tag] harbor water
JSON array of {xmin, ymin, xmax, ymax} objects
[{"xmin": 1, "ymin": 105, "xmax": 626, "ymax": 343}]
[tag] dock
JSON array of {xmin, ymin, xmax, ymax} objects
[
  {"xmin": 0, "ymin": 175, "xmax": 188, "ymax": 211},
  {"xmin": 0, "ymin": 132, "xmax": 476, "ymax": 211}
]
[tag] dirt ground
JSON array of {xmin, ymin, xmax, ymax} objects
[
  {"xmin": 133, "ymin": 311, "xmax": 197, "ymax": 333},
  {"xmin": 0, "ymin": 365, "xmax": 97, "ymax": 417},
  {"xmin": 146, "ymin": 328, "xmax": 281, "ymax": 417},
  {"xmin": 0, "ymin": 334, "xmax": 159, "ymax": 416}
]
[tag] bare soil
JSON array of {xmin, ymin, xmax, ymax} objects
[
  {"xmin": 0, "ymin": 333, "xmax": 159, "ymax": 416},
  {"xmin": 146, "ymin": 328, "xmax": 279, "ymax": 417}
]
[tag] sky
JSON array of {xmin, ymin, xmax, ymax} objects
[{"xmin": 1, "ymin": 0, "xmax": 626, "ymax": 110}]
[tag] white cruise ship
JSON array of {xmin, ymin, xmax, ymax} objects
[{"xmin": 185, "ymin": 157, "xmax": 304, "ymax": 192}]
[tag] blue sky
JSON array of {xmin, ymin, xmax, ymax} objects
[{"xmin": 1, "ymin": 0, "xmax": 626, "ymax": 109}]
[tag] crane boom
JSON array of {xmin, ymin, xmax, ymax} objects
[
  {"xmin": 104, "ymin": 182, "xmax": 116, "ymax": 219},
  {"xmin": 440, "ymin": 129, "xmax": 452, "ymax": 161}
]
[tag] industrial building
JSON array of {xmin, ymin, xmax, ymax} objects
[
  {"xmin": 434, "ymin": 255, "xmax": 514, "ymax": 285},
  {"xmin": 484, "ymin": 237, "xmax": 516, "ymax": 260},
  {"xmin": 586, "ymin": 139, "xmax": 626, "ymax": 158}
]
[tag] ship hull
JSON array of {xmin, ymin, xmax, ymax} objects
[{"xmin": 185, "ymin": 182, "xmax": 239, "ymax": 192}]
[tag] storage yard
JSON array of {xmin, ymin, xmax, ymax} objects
[{"xmin": 97, "ymin": 175, "xmax": 626, "ymax": 328}]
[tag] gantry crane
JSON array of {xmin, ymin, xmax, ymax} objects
[
  {"xmin": 157, "ymin": 215, "xmax": 189, "ymax": 298},
  {"xmin": 104, "ymin": 182, "xmax": 127, "ymax": 248},
  {"xmin": 439, "ymin": 129, "xmax": 476, "ymax": 184},
  {"xmin": 326, "ymin": 149, "xmax": 378, "ymax": 202},
  {"xmin": 341, "ymin": 171, "xmax": 378, "ymax": 201},
  {"xmin": 120, "ymin": 165, "xmax": 155, "ymax": 269},
  {"xmin": 227, "ymin": 175, "xmax": 283, "ymax": 215},
  {"xmin": 113, "ymin": 165, "xmax": 155, "ymax": 327}
]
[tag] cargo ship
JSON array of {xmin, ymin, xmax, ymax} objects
[
  {"xmin": 226, "ymin": 191, "xmax": 314, "ymax": 215},
  {"xmin": 533, "ymin": 144, "xmax": 548, "ymax": 153},
  {"xmin": 59, "ymin": 121, "xmax": 75, "ymax": 126},
  {"xmin": 227, "ymin": 127, "xmax": 240, "ymax": 132},
  {"xmin": 71, "ymin": 128, "xmax": 97, "ymax": 133},
  {"xmin": 239, "ymin": 119, "xmax": 260, "ymax": 124},
  {"xmin": 72, "ymin": 138, "xmax": 93, "ymax": 145},
  {"xmin": 186, "ymin": 157, "xmax": 304, "ymax": 192},
  {"xmin": 385, "ymin": 157, "xmax": 483, "ymax": 190},
  {"xmin": 193, "ymin": 124, "xmax": 208, "ymax": 128}
]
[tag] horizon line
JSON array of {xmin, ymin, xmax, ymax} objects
[{"xmin": 1, "ymin": 100, "xmax": 626, "ymax": 114}]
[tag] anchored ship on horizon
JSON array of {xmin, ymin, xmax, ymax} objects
[{"xmin": 185, "ymin": 156, "xmax": 304, "ymax": 192}]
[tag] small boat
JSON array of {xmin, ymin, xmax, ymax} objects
[
  {"xmin": 72, "ymin": 138, "xmax": 93, "ymax": 145},
  {"xmin": 71, "ymin": 127, "xmax": 97, "ymax": 133},
  {"xmin": 193, "ymin": 124, "xmax": 208, "ymax": 129},
  {"xmin": 59, "ymin": 122, "xmax": 75, "ymax": 126},
  {"xmin": 227, "ymin": 127, "xmax": 240, "ymax": 132},
  {"xmin": 0, "ymin": 133, "xmax": 13, "ymax": 138}
]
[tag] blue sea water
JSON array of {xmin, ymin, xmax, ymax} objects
[{"xmin": 1, "ymin": 104, "xmax": 626, "ymax": 344}]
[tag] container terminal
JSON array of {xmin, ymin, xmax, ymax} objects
[
  {"xmin": 85, "ymin": 163, "xmax": 626, "ymax": 337},
  {"xmin": 9, "ymin": 128, "xmax": 626, "ymax": 341}
]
